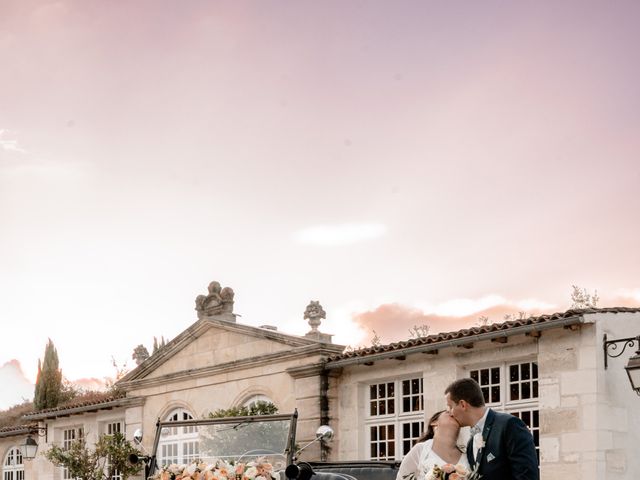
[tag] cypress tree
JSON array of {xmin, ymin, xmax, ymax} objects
[
  {"xmin": 34, "ymin": 339, "xmax": 63, "ymax": 410},
  {"xmin": 33, "ymin": 359, "xmax": 43, "ymax": 405}
]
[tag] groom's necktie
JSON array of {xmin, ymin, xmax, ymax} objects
[{"xmin": 469, "ymin": 425, "xmax": 482, "ymax": 464}]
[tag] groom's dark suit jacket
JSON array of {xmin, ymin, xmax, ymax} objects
[{"xmin": 466, "ymin": 409, "xmax": 539, "ymax": 480}]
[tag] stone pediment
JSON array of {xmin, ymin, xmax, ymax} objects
[{"xmin": 117, "ymin": 317, "xmax": 344, "ymax": 388}]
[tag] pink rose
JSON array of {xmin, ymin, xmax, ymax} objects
[
  {"xmin": 442, "ymin": 464, "xmax": 456, "ymax": 474},
  {"xmin": 454, "ymin": 465, "xmax": 468, "ymax": 475}
]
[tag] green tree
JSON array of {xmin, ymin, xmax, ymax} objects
[
  {"xmin": 59, "ymin": 378, "xmax": 81, "ymax": 404},
  {"xmin": 34, "ymin": 339, "xmax": 63, "ymax": 410},
  {"xmin": 208, "ymin": 401, "xmax": 279, "ymax": 418},
  {"xmin": 45, "ymin": 432, "xmax": 142, "ymax": 480},
  {"xmin": 152, "ymin": 336, "xmax": 167, "ymax": 355}
]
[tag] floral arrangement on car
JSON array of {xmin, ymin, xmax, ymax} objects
[
  {"xmin": 424, "ymin": 463, "xmax": 481, "ymax": 480},
  {"xmin": 149, "ymin": 459, "xmax": 275, "ymax": 480}
]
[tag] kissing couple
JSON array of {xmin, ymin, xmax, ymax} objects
[{"xmin": 397, "ymin": 378, "xmax": 538, "ymax": 480}]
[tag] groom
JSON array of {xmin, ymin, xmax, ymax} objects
[{"xmin": 445, "ymin": 378, "xmax": 539, "ymax": 480}]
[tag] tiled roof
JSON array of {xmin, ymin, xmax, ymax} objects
[
  {"xmin": 0, "ymin": 424, "xmax": 35, "ymax": 438},
  {"xmin": 0, "ymin": 425, "xmax": 33, "ymax": 434},
  {"xmin": 325, "ymin": 307, "xmax": 640, "ymax": 364},
  {"xmin": 22, "ymin": 392, "xmax": 141, "ymax": 420}
]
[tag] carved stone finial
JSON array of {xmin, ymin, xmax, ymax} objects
[
  {"xmin": 303, "ymin": 301, "xmax": 332, "ymax": 343},
  {"xmin": 132, "ymin": 344, "xmax": 150, "ymax": 366},
  {"xmin": 304, "ymin": 300, "xmax": 326, "ymax": 332},
  {"xmin": 195, "ymin": 281, "xmax": 235, "ymax": 320}
]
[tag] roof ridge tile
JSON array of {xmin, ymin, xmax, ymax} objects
[{"xmin": 327, "ymin": 306, "xmax": 640, "ymax": 363}]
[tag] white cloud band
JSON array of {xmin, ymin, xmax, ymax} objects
[{"xmin": 293, "ymin": 223, "xmax": 387, "ymax": 246}]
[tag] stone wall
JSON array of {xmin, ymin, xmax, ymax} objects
[
  {"xmin": 537, "ymin": 323, "xmax": 597, "ymax": 480},
  {"xmin": 118, "ymin": 319, "xmax": 347, "ymax": 463},
  {"xmin": 332, "ymin": 313, "xmax": 640, "ymax": 480},
  {"xmin": 333, "ymin": 334, "xmax": 542, "ymax": 460},
  {"xmin": 332, "ymin": 331, "xmax": 546, "ymax": 462},
  {"xmin": 23, "ymin": 410, "xmax": 130, "ymax": 480},
  {"xmin": 536, "ymin": 312, "xmax": 640, "ymax": 480},
  {"xmin": 594, "ymin": 312, "xmax": 640, "ymax": 480}
]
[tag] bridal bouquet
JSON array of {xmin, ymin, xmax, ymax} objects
[
  {"xmin": 424, "ymin": 463, "xmax": 481, "ymax": 480},
  {"xmin": 149, "ymin": 459, "xmax": 275, "ymax": 480}
]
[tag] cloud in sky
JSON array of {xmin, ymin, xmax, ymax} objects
[
  {"xmin": 0, "ymin": 129, "xmax": 27, "ymax": 154},
  {"xmin": 350, "ymin": 297, "xmax": 558, "ymax": 346},
  {"xmin": 0, "ymin": 365, "xmax": 106, "ymax": 411},
  {"xmin": 293, "ymin": 223, "xmax": 387, "ymax": 246},
  {"xmin": 0, "ymin": 360, "xmax": 33, "ymax": 410},
  {"xmin": 420, "ymin": 295, "xmax": 557, "ymax": 317},
  {"xmin": 425, "ymin": 295, "xmax": 508, "ymax": 317},
  {"xmin": 610, "ymin": 289, "xmax": 640, "ymax": 307},
  {"xmin": 73, "ymin": 377, "xmax": 108, "ymax": 392}
]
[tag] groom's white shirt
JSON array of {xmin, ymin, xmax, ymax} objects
[{"xmin": 471, "ymin": 408, "xmax": 489, "ymax": 461}]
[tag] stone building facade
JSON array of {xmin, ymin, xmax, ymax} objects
[
  {"xmin": 0, "ymin": 287, "xmax": 638, "ymax": 480},
  {"xmin": 323, "ymin": 308, "xmax": 640, "ymax": 480}
]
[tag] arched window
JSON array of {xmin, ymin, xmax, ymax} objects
[
  {"xmin": 3, "ymin": 448, "xmax": 24, "ymax": 480},
  {"xmin": 242, "ymin": 394, "xmax": 273, "ymax": 409},
  {"xmin": 158, "ymin": 408, "xmax": 197, "ymax": 466}
]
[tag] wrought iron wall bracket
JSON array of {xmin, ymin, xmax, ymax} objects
[
  {"xmin": 603, "ymin": 334, "xmax": 640, "ymax": 369},
  {"xmin": 30, "ymin": 426, "xmax": 47, "ymax": 435}
]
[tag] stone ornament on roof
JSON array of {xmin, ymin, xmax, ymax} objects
[
  {"xmin": 303, "ymin": 300, "xmax": 332, "ymax": 343},
  {"xmin": 304, "ymin": 300, "xmax": 326, "ymax": 332},
  {"xmin": 195, "ymin": 281, "xmax": 235, "ymax": 320}
]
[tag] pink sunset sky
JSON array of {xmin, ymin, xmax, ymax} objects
[{"xmin": 1, "ymin": 0, "xmax": 640, "ymax": 409}]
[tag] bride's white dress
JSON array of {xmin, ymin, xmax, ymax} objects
[{"xmin": 396, "ymin": 439, "xmax": 470, "ymax": 480}]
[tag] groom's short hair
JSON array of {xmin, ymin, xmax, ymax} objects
[{"xmin": 445, "ymin": 378, "xmax": 485, "ymax": 407}]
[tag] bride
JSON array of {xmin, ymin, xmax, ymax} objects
[{"xmin": 396, "ymin": 410, "xmax": 470, "ymax": 480}]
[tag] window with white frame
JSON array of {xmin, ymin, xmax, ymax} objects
[
  {"xmin": 3, "ymin": 447, "xmax": 24, "ymax": 480},
  {"xmin": 158, "ymin": 409, "xmax": 198, "ymax": 467},
  {"xmin": 366, "ymin": 377, "xmax": 424, "ymax": 461},
  {"xmin": 103, "ymin": 421, "xmax": 125, "ymax": 480},
  {"xmin": 469, "ymin": 360, "xmax": 539, "ymax": 461},
  {"xmin": 105, "ymin": 421, "xmax": 123, "ymax": 436},
  {"xmin": 62, "ymin": 426, "xmax": 84, "ymax": 480}
]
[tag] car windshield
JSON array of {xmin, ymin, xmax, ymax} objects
[{"xmin": 150, "ymin": 413, "xmax": 297, "ymax": 474}]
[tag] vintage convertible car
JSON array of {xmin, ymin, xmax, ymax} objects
[{"xmin": 131, "ymin": 412, "xmax": 398, "ymax": 480}]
